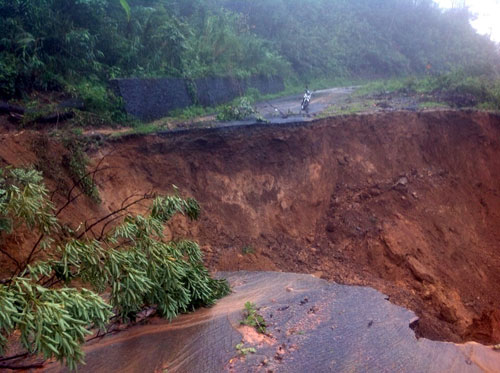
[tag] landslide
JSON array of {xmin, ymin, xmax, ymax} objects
[
  {"xmin": 2, "ymin": 110, "xmax": 500, "ymax": 345},
  {"xmin": 93, "ymin": 110, "xmax": 500, "ymax": 345}
]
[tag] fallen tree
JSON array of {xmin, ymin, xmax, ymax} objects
[{"xmin": 0, "ymin": 166, "xmax": 229, "ymax": 370}]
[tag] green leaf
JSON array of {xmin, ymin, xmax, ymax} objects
[
  {"xmin": 0, "ymin": 166, "xmax": 229, "ymax": 369},
  {"xmin": 119, "ymin": 0, "xmax": 131, "ymax": 21}
]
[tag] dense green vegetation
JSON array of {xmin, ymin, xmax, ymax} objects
[
  {"xmin": 0, "ymin": 167, "xmax": 229, "ymax": 369},
  {"xmin": 226, "ymin": 0, "xmax": 499, "ymax": 78},
  {"xmin": 358, "ymin": 70, "xmax": 500, "ymax": 110},
  {"xmin": 0, "ymin": 0, "xmax": 287, "ymax": 99},
  {"xmin": 0, "ymin": 0, "xmax": 499, "ymax": 119}
]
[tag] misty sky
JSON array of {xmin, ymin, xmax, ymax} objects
[{"xmin": 434, "ymin": 0, "xmax": 500, "ymax": 42}]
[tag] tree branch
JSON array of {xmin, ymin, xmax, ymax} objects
[
  {"xmin": 16, "ymin": 153, "xmax": 118, "ymax": 277},
  {"xmin": 20, "ymin": 234, "xmax": 45, "ymax": 276},
  {"xmin": 54, "ymin": 149, "xmax": 118, "ymax": 218},
  {"xmin": 0, "ymin": 361, "xmax": 46, "ymax": 370},
  {"xmin": 0, "ymin": 246, "xmax": 22, "ymax": 270},
  {"xmin": 76, "ymin": 193, "xmax": 155, "ymax": 240},
  {"xmin": 0, "ymin": 352, "xmax": 29, "ymax": 363},
  {"xmin": 96, "ymin": 213, "xmax": 127, "ymax": 241}
]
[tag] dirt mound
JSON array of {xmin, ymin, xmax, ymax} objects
[
  {"xmin": 89, "ymin": 110, "xmax": 500, "ymax": 344},
  {"xmin": 2, "ymin": 110, "xmax": 500, "ymax": 345}
]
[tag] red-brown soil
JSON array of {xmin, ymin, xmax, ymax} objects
[{"xmin": 1, "ymin": 110, "xmax": 500, "ymax": 345}]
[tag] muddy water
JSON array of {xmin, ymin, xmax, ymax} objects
[{"xmin": 44, "ymin": 272, "xmax": 500, "ymax": 372}]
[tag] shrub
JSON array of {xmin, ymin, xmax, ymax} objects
[
  {"xmin": 216, "ymin": 97, "xmax": 256, "ymax": 121},
  {"xmin": 358, "ymin": 71, "xmax": 500, "ymax": 111},
  {"xmin": 240, "ymin": 301, "xmax": 266, "ymax": 334},
  {"xmin": 61, "ymin": 136, "xmax": 101, "ymax": 203},
  {"xmin": 235, "ymin": 343, "xmax": 256, "ymax": 356},
  {"xmin": 0, "ymin": 55, "xmax": 17, "ymax": 98},
  {"xmin": 66, "ymin": 81, "xmax": 127, "ymax": 123}
]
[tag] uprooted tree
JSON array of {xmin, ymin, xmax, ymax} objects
[{"xmin": 0, "ymin": 166, "xmax": 230, "ymax": 370}]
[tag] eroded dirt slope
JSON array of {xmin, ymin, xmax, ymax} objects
[
  {"xmin": 91, "ymin": 110, "xmax": 500, "ymax": 344},
  {"xmin": 1, "ymin": 110, "xmax": 500, "ymax": 345}
]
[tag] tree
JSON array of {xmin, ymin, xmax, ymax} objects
[{"xmin": 0, "ymin": 166, "xmax": 229, "ymax": 370}]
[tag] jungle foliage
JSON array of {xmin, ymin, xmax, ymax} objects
[
  {"xmin": 0, "ymin": 166, "xmax": 229, "ymax": 369},
  {"xmin": 0, "ymin": 0, "xmax": 287, "ymax": 100},
  {"xmin": 224, "ymin": 0, "xmax": 500, "ymax": 79},
  {"xmin": 0, "ymin": 0, "xmax": 499, "ymax": 111}
]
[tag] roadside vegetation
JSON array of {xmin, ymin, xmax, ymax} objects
[
  {"xmin": 357, "ymin": 70, "xmax": 500, "ymax": 110},
  {"xmin": 1, "ymin": 0, "xmax": 499, "ymax": 127},
  {"xmin": 0, "ymin": 166, "xmax": 229, "ymax": 370}
]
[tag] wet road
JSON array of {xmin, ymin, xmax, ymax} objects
[
  {"xmin": 215, "ymin": 86, "xmax": 358, "ymax": 127},
  {"xmin": 45, "ymin": 272, "xmax": 500, "ymax": 372},
  {"xmin": 256, "ymin": 86, "xmax": 358, "ymax": 122},
  {"xmin": 151, "ymin": 86, "xmax": 360, "ymax": 135}
]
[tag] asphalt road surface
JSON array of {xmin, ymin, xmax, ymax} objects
[
  {"xmin": 213, "ymin": 86, "xmax": 358, "ymax": 127},
  {"xmin": 254, "ymin": 86, "xmax": 358, "ymax": 124}
]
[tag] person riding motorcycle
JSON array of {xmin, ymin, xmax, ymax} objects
[{"xmin": 301, "ymin": 89, "xmax": 312, "ymax": 112}]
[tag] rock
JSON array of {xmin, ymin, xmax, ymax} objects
[
  {"xmin": 407, "ymin": 257, "xmax": 435, "ymax": 283},
  {"xmin": 396, "ymin": 176, "xmax": 409, "ymax": 186},
  {"xmin": 440, "ymin": 304, "xmax": 459, "ymax": 324}
]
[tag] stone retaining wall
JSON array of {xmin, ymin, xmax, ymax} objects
[{"xmin": 110, "ymin": 75, "xmax": 284, "ymax": 121}]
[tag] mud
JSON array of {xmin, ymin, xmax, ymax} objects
[
  {"xmin": 1, "ymin": 109, "xmax": 500, "ymax": 348},
  {"xmin": 90, "ymin": 110, "xmax": 500, "ymax": 345},
  {"xmin": 41, "ymin": 272, "xmax": 500, "ymax": 373}
]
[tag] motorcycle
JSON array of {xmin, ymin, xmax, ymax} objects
[{"xmin": 301, "ymin": 89, "xmax": 312, "ymax": 112}]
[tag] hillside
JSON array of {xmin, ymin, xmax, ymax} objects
[
  {"xmin": 2, "ymin": 1, "xmax": 500, "ymax": 370},
  {"xmin": 2, "ymin": 110, "xmax": 500, "ymax": 370},
  {"xmin": 1, "ymin": 0, "xmax": 499, "ymax": 118}
]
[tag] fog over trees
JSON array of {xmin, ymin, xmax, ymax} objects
[{"xmin": 1, "ymin": 0, "xmax": 499, "ymax": 99}]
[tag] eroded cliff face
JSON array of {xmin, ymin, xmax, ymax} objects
[
  {"xmin": 89, "ymin": 110, "xmax": 500, "ymax": 343},
  {"xmin": 1, "ymin": 110, "xmax": 499, "ymax": 344}
]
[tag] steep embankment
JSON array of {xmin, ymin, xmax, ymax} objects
[
  {"xmin": 91, "ymin": 110, "xmax": 500, "ymax": 344},
  {"xmin": 1, "ymin": 110, "xmax": 500, "ymax": 346}
]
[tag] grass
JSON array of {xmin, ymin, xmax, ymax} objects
[
  {"xmin": 355, "ymin": 78, "xmax": 410, "ymax": 96},
  {"xmin": 418, "ymin": 101, "xmax": 449, "ymax": 109},
  {"xmin": 477, "ymin": 102, "xmax": 500, "ymax": 111},
  {"xmin": 242, "ymin": 246, "xmax": 255, "ymax": 255},
  {"xmin": 319, "ymin": 99, "xmax": 376, "ymax": 118},
  {"xmin": 355, "ymin": 72, "xmax": 500, "ymax": 111},
  {"xmin": 168, "ymin": 105, "xmax": 215, "ymax": 121},
  {"xmin": 124, "ymin": 123, "xmax": 166, "ymax": 135}
]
